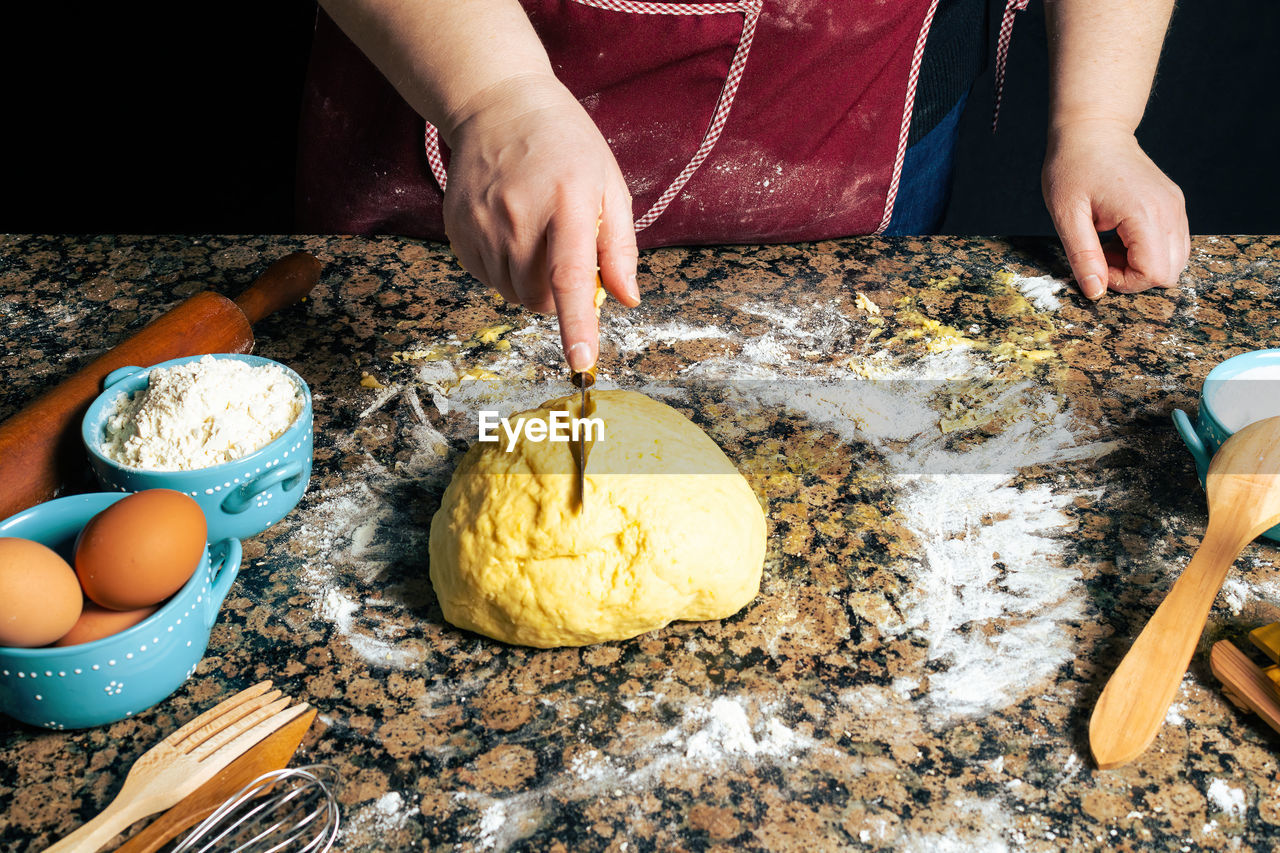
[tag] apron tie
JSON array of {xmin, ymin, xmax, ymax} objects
[{"xmin": 992, "ymin": 0, "xmax": 1029, "ymax": 131}]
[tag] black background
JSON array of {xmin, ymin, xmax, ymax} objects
[{"xmin": 2, "ymin": 2, "xmax": 1276, "ymax": 236}]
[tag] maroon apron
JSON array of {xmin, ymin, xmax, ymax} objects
[{"xmin": 297, "ymin": 0, "xmax": 939, "ymax": 246}]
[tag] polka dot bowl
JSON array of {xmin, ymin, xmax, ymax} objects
[
  {"xmin": 80, "ymin": 353, "xmax": 313, "ymax": 542},
  {"xmin": 0, "ymin": 492, "xmax": 241, "ymax": 729},
  {"xmin": 1173, "ymin": 348, "xmax": 1280, "ymax": 543}
]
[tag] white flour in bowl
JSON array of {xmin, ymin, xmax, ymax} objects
[
  {"xmin": 101, "ymin": 355, "xmax": 303, "ymax": 470},
  {"xmin": 1207, "ymin": 363, "xmax": 1280, "ymax": 433}
]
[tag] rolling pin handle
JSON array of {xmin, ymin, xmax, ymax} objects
[
  {"xmin": 232, "ymin": 251, "xmax": 322, "ymax": 325},
  {"xmin": 103, "ymin": 365, "xmax": 145, "ymax": 390}
]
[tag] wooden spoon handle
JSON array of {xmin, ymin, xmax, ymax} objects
[
  {"xmin": 232, "ymin": 251, "xmax": 322, "ymax": 325},
  {"xmin": 1089, "ymin": 524, "xmax": 1249, "ymax": 769},
  {"xmin": 43, "ymin": 795, "xmax": 153, "ymax": 853}
]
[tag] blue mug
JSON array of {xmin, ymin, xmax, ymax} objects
[
  {"xmin": 1173, "ymin": 348, "xmax": 1280, "ymax": 543},
  {"xmin": 0, "ymin": 493, "xmax": 241, "ymax": 729},
  {"xmin": 81, "ymin": 354, "xmax": 313, "ymax": 542}
]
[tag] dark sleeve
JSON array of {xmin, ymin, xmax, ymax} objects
[{"xmin": 908, "ymin": 0, "xmax": 989, "ymax": 145}]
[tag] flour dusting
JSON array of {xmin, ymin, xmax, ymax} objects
[
  {"xmin": 342, "ymin": 791, "xmax": 420, "ymax": 841},
  {"xmin": 462, "ymin": 692, "xmax": 819, "ymax": 850},
  {"xmin": 1008, "ymin": 273, "xmax": 1066, "ymax": 312},
  {"xmin": 661, "ymin": 298, "xmax": 1105, "ymax": 722},
  {"xmin": 281, "ymin": 271, "xmax": 1117, "ymax": 851},
  {"xmin": 1206, "ymin": 778, "xmax": 1246, "ymax": 818}
]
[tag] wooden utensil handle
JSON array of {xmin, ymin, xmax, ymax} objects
[
  {"xmin": 1211, "ymin": 639, "xmax": 1280, "ymax": 734},
  {"xmin": 43, "ymin": 795, "xmax": 154, "ymax": 853},
  {"xmin": 1089, "ymin": 523, "xmax": 1249, "ymax": 769},
  {"xmin": 233, "ymin": 251, "xmax": 323, "ymax": 325},
  {"xmin": 0, "ymin": 251, "xmax": 321, "ymax": 522}
]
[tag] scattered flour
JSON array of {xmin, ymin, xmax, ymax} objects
[
  {"xmin": 342, "ymin": 791, "xmax": 420, "ymax": 841},
  {"xmin": 287, "ymin": 279, "xmax": 1122, "ymax": 850},
  {"xmin": 898, "ymin": 796, "xmax": 1017, "ymax": 853},
  {"xmin": 1008, "ymin": 274, "xmax": 1066, "ymax": 312},
  {"xmin": 609, "ymin": 316, "xmax": 732, "ymax": 355},
  {"xmin": 318, "ymin": 587, "xmax": 422, "ymax": 670},
  {"xmin": 1206, "ymin": 778, "xmax": 1246, "ymax": 819},
  {"xmin": 657, "ymin": 298, "xmax": 1109, "ymax": 722},
  {"xmin": 678, "ymin": 696, "xmax": 813, "ymax": 762},
  {"xmin": 462, "ymin": 692, "xmax": 818, "ymax": 851},
  {"xmin": 1220, "ymin": 578, "xmax": 1251, "ymax": 615},
  {"xmin": 1165, "ymin": 678, "xmax": 1192, "ymax": 725}
]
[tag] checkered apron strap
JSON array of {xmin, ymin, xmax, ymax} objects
[
  {"xmin": 423, "ymin": 0, "xmax": 762, "ymax": 233},
  {"xmin": 992, "ymin": 0, "xmax": 1030, "ymax": 131},
  {"xmin": 873, "ymin": 0, "xmax": 940, "ymax": 235}
]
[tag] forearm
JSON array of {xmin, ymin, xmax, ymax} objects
[
  {"xmin": 318, "ymin": 0, "xmax": 556, "ymax": 142},
  {"xmin": 1044, "ymin": 0, "xmax": 1175, "ymax": 133}
]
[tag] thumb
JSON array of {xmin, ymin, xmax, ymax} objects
[{"xmin": 1052, "ymin": 203, "xmax": 1109, "ymax": 300}]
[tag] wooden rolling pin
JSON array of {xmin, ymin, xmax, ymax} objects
[{"xmin": 0, "ymin": 250, "xmax": 322, "ymax": 521}]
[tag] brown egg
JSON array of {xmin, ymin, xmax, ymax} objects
[
  {"xmin": 52, "ymin": 600, "xmax": 159, "ymax": 647},
  {"xmin": 0, "ymin": 537, "xmax": 83, "ymax": 647},
  {"xmin": 76, "ymin": 489, "xmax": 207, "ymax": 611}
]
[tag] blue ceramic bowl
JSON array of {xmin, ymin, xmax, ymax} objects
[
  {"xmin": 1173, "ymin": 348, "xmax": 1280, "ymax": 543},
  {"xmin": 81, "ymin": 354, "xmax": 313, "ymax": 542},
  {"xmin": 0, "ymin": 493, "xmax": 241, "ymax": 729}
]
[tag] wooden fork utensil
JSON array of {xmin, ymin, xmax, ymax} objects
[{"xmin": 45, "ymin": 682, "xmax": 310, "ymax": 853}]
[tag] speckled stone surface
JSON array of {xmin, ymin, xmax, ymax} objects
[{"xmin": 0, "ymin": 234, "xmax": 1278, "ymax": 851}]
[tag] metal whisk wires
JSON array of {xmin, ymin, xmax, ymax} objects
[{"xmin": 172, "ymin": 765, "xmax": 340, "ymax": 853}]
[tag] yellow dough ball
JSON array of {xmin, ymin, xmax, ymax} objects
[{"xmin": 429, "ymin": 390, "xmax": 766, "ymax": 647}]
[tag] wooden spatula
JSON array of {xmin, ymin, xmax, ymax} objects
[
  {"xmin": 1089, "ymin": 415, "xmax": 1280, "ymax": 769},
  {"xmin": 114, "ymin": 707, "xmax": 317, "ymax": 853}
]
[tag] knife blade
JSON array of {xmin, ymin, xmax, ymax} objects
[{"xmin": 570, "ymin": 367, "xmax": 596, "ymax": 510}]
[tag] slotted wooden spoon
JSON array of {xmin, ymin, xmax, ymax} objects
[{"xmin": 1090, "ymin": 415, "xmax": 1280, "ymax": 769}]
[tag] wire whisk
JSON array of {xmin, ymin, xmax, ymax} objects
[{"xmin": 172, "ymin": 765, "xmax": 340, "ymax": 853}]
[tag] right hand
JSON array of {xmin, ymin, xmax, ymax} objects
[
  {"xmin": 1042, "ymin": 118, "xmax": 1189, "ymax": 300},
  {"xmin": 441, "ymin": 73, "xmax": 640, "ymax": 372}
]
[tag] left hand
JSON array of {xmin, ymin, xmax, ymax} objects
[{"xmin": 1042, "ymin": 118, "xmax": 1190, "ymax": 300}]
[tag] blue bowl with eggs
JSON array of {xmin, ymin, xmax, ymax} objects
[
  {"xmin": 0, "ymin": 493, "xmax": 241, "ymax": 729},
  {"xmin": 1173, "ymin": 348, "xmax": 1280, "ymax": 543},
  {"xmin": 81, "ymin": 354, "xmax": 313, "ymax": 542}
]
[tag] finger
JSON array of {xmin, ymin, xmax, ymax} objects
[
  {"xmin": 1164, "ymin": 229, "xmax": 1185, "ymax": 291},
  {"xmin": 471, "ymin": 240, "xmax": 516, "ymax": 304},
  {"xmin": 1101, "ymin": 238, "xmax": 1128, "ymax": 290},
  {"xmin": 448, "ymin": 235, "xmax": 494, "ymax": 292},
  {"xmin": 597, "ymin": 181, "xmax": 640, "ymax": 308},
  {"xmin": 1051, "ymin": 202, "xmax": 1109, "ymax": 300},
  {"xmin": 1112, "ymin": 216, "xmax": 1174, "ymax": 293},
  {"xmin": 509, "ymin": 243, "xmax": 555, "ymax": 314},
  {"xmin": 546, "ymin": 204, "xmax": 601, "ymax": 372},
  {"xmin": 489, "ymin": 256, "xmax": 518, "ymax": 304},
  {"xmin": 1172, "ymin": 204, "xmax": 1191, "ymax": 287}
]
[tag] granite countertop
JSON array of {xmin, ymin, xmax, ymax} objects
[{"xmin": 1, "ymin": 234, "xmax": 1278, "ymax": 851}]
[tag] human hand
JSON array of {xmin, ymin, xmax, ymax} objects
[
  {"xmin": 1042, "ymin": 119, "xmax": 1189, "ymax": 300},
  {"xmin": 441, "ymin": 73, "xmax": 640, "ymax": 371}
]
